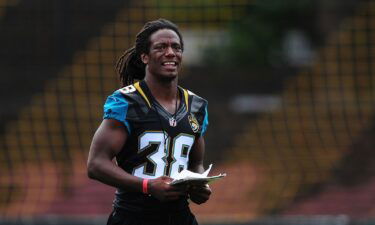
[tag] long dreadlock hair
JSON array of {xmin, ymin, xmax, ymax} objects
[{"xmin": 116, "ymin": 19, "xmax": 184, "ymax": 87}]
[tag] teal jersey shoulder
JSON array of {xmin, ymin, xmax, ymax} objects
[
  {"xmin": 103, "ymin": 89, "xmax": 132, "ymax": 134},
  {"xmin": 185, "ymin": 89, "xmax": 209, "ymax": 136}
]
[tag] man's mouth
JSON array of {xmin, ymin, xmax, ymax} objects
[{"xmin": 162, "ymin": 61, "xmax": 178, "ymax": 66}]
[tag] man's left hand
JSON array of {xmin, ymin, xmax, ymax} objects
[{"xmin": 188, "ymin": 184, "xmax": 211, "ymax": 204}]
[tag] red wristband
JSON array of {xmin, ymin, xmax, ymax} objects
[{"xmin": 142, "ymin": 179, "xmax": 149, "ymax": 194}]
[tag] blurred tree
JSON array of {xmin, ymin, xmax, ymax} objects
[{"xmin": 204, "ymin": 0, "xmax": 318, "ymax": 69}]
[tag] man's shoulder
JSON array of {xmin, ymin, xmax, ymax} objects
[
  {"xmin": 106, "ymin": 84, "xmax": 150, "ymax": 120},
  {"xmin": 180, "ymin": 86, "xmax": 208, "ymax": 104},
  {"xmin": 117, "ymin": 84, "xmax": 139, "ymax": 97},
  {"xmin": 105, "ymin": 84, "xmax": 146, "ymax": 112},
  {"xmin": 109, "ymin": 84, "xmax": 143, "ymax": 103}
]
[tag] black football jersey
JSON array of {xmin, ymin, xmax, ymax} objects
[{"xmin": 103, "ymin": 80, "xmax": 208, "ymax": 213}]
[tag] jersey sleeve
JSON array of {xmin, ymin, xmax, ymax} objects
[
  {"xmin": 103, "ymin": 90, "xmax": 131, "ymax": 134},
  {"xmin": 201, "ymin": 103, "xmax": 208, "ymax": 136},
  {"xmin": 200, "ymin": 102, "xmax": 209, "ymax": 136}
]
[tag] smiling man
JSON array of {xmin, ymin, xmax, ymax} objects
[{"xmin": 87, "ymin": 19, "xmax": 211, "ymax": 225}]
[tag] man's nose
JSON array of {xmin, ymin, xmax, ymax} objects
[{"xmin": 165, "ymin": 46, "xmax": 176, "ymax": 56}]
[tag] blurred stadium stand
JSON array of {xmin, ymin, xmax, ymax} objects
[{"xmin": 1, "ymin": 0, "xmax": 375, "ymax": 225}]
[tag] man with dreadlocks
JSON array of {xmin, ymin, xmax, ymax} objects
[{"xmin": 87, "ymin": 19, "xmax": 211, "ymax": 225}]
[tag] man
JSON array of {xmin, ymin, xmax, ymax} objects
[{"xmin": 87, "ymin": 19, "xmax": 211, "ymax": 225}]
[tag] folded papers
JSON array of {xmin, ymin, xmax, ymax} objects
[{"xmin": 170, "ymin": 164, "xmax": 226, "ymax": 185}]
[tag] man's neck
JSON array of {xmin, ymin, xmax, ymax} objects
[{"xmin": 144, "ymin": 75, "xmax": 178, "ymax": 102}]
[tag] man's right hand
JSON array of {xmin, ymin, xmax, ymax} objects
[{"xmin": 148, "ymin": 176, "xmax": 187, "ymax": 202}]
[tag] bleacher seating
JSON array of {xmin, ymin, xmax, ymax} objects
[{"xmin": 226, "ymin": 0, "xmax": 375, "ymax": 216}]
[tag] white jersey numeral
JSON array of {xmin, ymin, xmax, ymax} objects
[
  {"xmin": 119, "ymin": 85, "xmax": 136, "ymax": 94},
  {"xmin": 133, "ymin": 132, "xmax": 195, "ymax": 179}
]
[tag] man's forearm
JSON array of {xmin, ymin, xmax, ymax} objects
[{"xmin": 88, "ymin": 159, "xmax": 142, "ymax": 192}]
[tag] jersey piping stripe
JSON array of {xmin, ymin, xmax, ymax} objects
[
  {"xmin": 134, "ymin": 82, "xmax": 151, "ymax": 108},
  {"xmin": 183, "ymin": 89, "xmax": 189, "ymax": 110}
]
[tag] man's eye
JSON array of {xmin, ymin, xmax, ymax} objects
[
  {"xmin": 173, "ymin": 45, "xmax": 182, "ymax": 51},
  {"xmin": 154, "ymin": 45, "xmax": 165, "ymax": 50}
]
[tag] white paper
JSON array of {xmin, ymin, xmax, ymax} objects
[{"xmin": 170, "ymin": 164, "xmax": 226, "ymax": 185}]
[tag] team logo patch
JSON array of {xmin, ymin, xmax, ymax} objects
[{"xmin": 188, "ymin": 114, "xmax": 200, "ymax": 133}]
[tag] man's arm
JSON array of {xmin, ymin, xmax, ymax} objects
[
  {"xmin": 188, "ymin": 136, "xmax": 207, "ymax": 173},
  {"xmin": 187, "ymin": 136, "xmax": 212, "ymax": 204},
  {"xmin": 87, "ymin": 119, "xmax": 142, "ymax": 191},
  {"xmin": 87, "ymin": 119, "xmax": 186, "ymax": 201}
]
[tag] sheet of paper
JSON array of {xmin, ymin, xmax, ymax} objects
[{"xmin": 170, "ymin": 164, "xmax": 226, "ymax": 185}]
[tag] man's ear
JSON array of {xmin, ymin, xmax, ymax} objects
[{"xmin": 141, "ymin": 53, "xmax": 149, "ymax": 64}]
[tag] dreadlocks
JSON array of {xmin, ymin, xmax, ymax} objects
[{"xmin": 116, "ymin": 19, "xmax": 184, "ymax": 87}]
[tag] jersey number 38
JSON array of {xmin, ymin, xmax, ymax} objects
[{"xmin": 132, "ymin": 131, "xmax": 195, "ymax": 179}]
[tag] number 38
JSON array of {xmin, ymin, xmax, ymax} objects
[{"xmin": 132, "ymin": 132, "xmax": 195, "ymax": 179}]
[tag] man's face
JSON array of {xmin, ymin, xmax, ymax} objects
[{"xmin": 141, "ymin": 29, "xmax": 183, "ymax": 81}]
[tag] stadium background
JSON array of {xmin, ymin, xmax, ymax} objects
[{"xmin": 1, "ymin": 0, "xmax": 375, "ymax": 224}]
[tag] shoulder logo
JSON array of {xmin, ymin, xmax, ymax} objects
[
  {"xmin": 188, "ymin": 114, "xmax": 200, "ymax": 133},
  {"xmin": 119, "ymin": 85, "xmax": 136, "ymax": 94}
]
